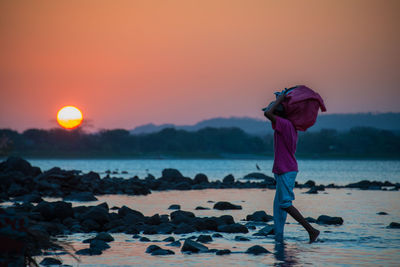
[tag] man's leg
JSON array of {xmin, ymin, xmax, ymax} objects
[
  {"xmin": 283, "ymin": 205, "xmax": 320, "ymax": 243},
  {"xmin": 273, "ymin": 174, "xmax": 287, "ymax": 242}
]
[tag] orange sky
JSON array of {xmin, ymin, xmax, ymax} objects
[{"xmin": 0, "ymin": 0, "xmax": 399, "ymax": 131}]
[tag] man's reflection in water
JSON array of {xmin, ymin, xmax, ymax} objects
[{"xmin": 274, "ymin": 242, "xmax": 299, "ymax": 266}]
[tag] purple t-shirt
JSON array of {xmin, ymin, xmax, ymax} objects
[{"xmin": 272, "ymin": 116, "xmax": 298, "ymax": 174}]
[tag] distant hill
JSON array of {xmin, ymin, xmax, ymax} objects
[{"xmin": 130, "ymin": 113, "xmax": 400, "ymax": 136}]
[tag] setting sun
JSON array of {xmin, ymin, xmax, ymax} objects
[{"xmin": 57, "ymin": 106, "xmax": 83, "ymax": 129}]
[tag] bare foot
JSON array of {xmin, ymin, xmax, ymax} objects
[{"xmin": 309, "ymin": 228, "xmax": 320, "ymax": 244}]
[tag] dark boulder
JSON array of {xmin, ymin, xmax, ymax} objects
[
  {"xmin": 81, "ymin": 219, "xmax": 101, "ymax": 232},
  {"xmin": 196, "ymin": 234, "xmax": 213, "ymax": 243},
  {"xmin": 305, "ymin": 186, "xmax": 319, "ymax": 194},
  {"xmin": 216, "ymin": 249, "xmax": 231, "ymax": 255},
  {"xmin": 246, "ymin": 245, "xmax": 270, "ymax": 255},
  {"xmin": 95, "ymin": 232, "xmax": 114, "ymax": 242},
  {"xmin": 146, "ymin": 244, "xmax": 162, "ymax": 253},
  {"xmin": 213, "ymin": 201, "xmax": 242, "ymax": 210},
  {"xmin": 90, "ymin": 239, "xmax": 111, "ymax": 251},
  {"xmin": 151, "ymin": 248, "xmax": 175, "ymax": 255},
  {"xmin": 181, "ymin": 239, "xmax": 209, "ymax": 253},
  {"xmin": 76, "ymin": 248, "xmax": 102, "ymax": 255},
  {"xmin": 170, "ymin": 210, "xmax": 195, "ymax": 224},
  {"xmin": 216, "ymin": 215, "xmax": 235, "ymax": 225},
  {"xmin": 166, "ymin": 241, "xmax": 181, "ymax": 247},
  {"xmin": 0, "ymin": 156, "xmax": 41, "ymax": 176},
  {"xmin": 304, "ymin": 180, "xmax": 316, "ymax": 188},
  {"xmin": 305, "ymin": 217, "xmax": 317, "ymax": 223},
  {"xmin": 168, "ymin": 204, "xmax": 181, "ymax": 210},
  {"xmin": 377, "ymin": 212, "xmax": 388, "ymax": 215},
  {"xmin": 194, "ymin": 173, "xmax": 209, "ymax": 184},
  {"xmin": 162, "ymin": 168, "xmax": 183, "ymax": 179},
  {"xmin": 8, "ymin": 183, "xmax": 29, "ymax": 197},
  {"xmin": 34, "ymin": 201, "xmax": 73, "ymax": 221},
  {"xmin": 217, "ymin": 223, "xmax": 248, "ymax": 233},
  {"xmin": 316, "ymin": 215, "xmax": 344, "ymax": 225},
  {"xmin": 222, "ymin": 174, "xmax": 235, "ymax": 183},
  {"xmin": 81, "ymin": 206, "xmax": 110, "ymax": 225},
  {"xmin": 163, "ymin": 236, "xmax": 175, "ymax": 242},
  {"xmin": 195, "ymin": 206, "xmax": 210, "ymax": 210},
  {"xmin": 139, "ymin": 237, "xmax": 150, "ymax": 242},
  {"xmin": 64, "ymin": 192, "xmax": 98, "ymax": 202},
  {"xmin": 39, "ymin": 257, "xmax": 62, "ymax": 266},
  {"xmin": 243, "ymin": 173, "xmax": 275, "ymax": 185},
  {"xmin": 212, "ymin": 233, "xmax": 223, "ymax": 238},
  {"xmin": 147, "ymin": 214, "xmax": 162, "ymax": 225},
  {"xmin": 173, "ymin": 223, "xmax": 196, "ymax": 234},
  {"xmin": 235, "ymin": 236, "xmax": 250, "ymax": 241},
  {"xmin": 388, "ymin": 222, "xmax": 400, "ymax": 228},
  {"xmin": 253, "ymin": 224, "xmax": 274, "ymax": 236},
  {"xmin": 246, "ymin": 211, "xmax": 273, "ymax": 222}
]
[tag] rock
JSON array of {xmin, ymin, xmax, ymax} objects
[
  {"xmin": 217, "ymin": 223, "xmax": 248, "ymax": 233},
  {"xmin": 212, "ymin": 233, "xmax": 223, "ymax": 238},
  {"xmin": 181, "ymin": 239, "xmax": 209, "ymax": 253},
  {"xmin": 246, "ymin": 245, "xmax": 270, "ymax": 255},
  {"xmin": 162, "ymin": 168, "xmax": 183, "ymax": 179},
  {"xmin": 216, "ymin": 249, "xmax": 231, "ymax": 255},
  {"xmin": 196, "ymin": 234, "xmax": 213, "ymax": 243},
  {"xmin": 170, "ymin": 210, "xmax": 195, "ymax": 224},
  {"xmin": 34, "ymin": 201, "xmax": 73, "ymax": 221},
  {"xmin": 246, "ymin": 211, "xmax": 273, "ymax": 222},
  {"xmin": 305, "ymin": 217, "xmax": 317, "ymax": 223},
  {"xmin": 146, "ymin": 244, "xmax": 161, "ymax": 253},
  {"xmin": 305, "ymin": 186, "xmax": 318, "ymax": 194},
  {"xmin": 139, "ymin": 237, "xmax": 151, "ymax": 242},
  {"xmin": 195, "ymin": 206, "xmax": 210, "ymax": 210},
  {"xmin": 235, "ymin": 235, "xmax": 250, "ymax": 241},
  {"xmin": 64, "ymin": 192, "xmax": 98, "ymax": 201},
  {"xmin": 163, "ymin": 236, "xmax": 175, "ymax": 242},
  {"xmin": 243, "ymin": 173, "xmax": 275, "ymax": 184},
  {"xmin": 0, "ymin": 156, "xmax": 41, "ymax": 176},
  {"xmin": 173, "ymin": 223, "xmax": 196, "ymax": 234},
  {"xmin": 388, "ymin": 222, "xmax": 400, "ymax": 228},
  {"xmin": 168, "ymin": 204, "xmax": 181, "ymax": 210},
  {"xmin": 81, "ymin": 206, "xmax": 110, "ymax": 225},
  {"xmin": 90, "ymin": 239, "xmax": 111, "ymax": 251},
  {"xmin": 151, "ymin": 248, "xmax": 175, "ymax": 255},
  {"xmin": 147, "ymin": 214, "xmax": 162, "ymax": 225},
  {"xmin": 8, "ymin": 183, "xmax": 29, "ymax": 197},
  {"xmin": 81, "ymin": 219, "xmax": 101, "ymax": 232},
  {"xmin": 217, "ymin": 215, "xmax": 235, "ymax": 225},
  {"xmin": 316, "ymin": 215, "xmax": 344, "ymax": 225},
  {"xmin": 304, "ymin": 180, "xmax": 316, "ymax": 188},
  {"xmin": 76, "ymin": 248, "xmax": 102, "ymax": 255},
  {"xmin": 377, "ymin": 212, "xmax": 388, "ymax": 215},
  {"xmin": 14, "ymin": 192, "xmax": 43, "ymax": 203},
  {"xmin": 39, "ymin": 257, "xmax": 62, "ymax": 265},
  {"xmin": 193, "ymin": 173, "xmax": 209, "ymax": 184},
  {"xmin": 166, "ymin": 241, "xmax": 181, "ymax": 247},
  {"xmin": 222, "ymin": 174, "xmax": 235, "ymax": 183},
  {"xmin": 154, "ymin": 223, "xmax": 175, "ymax": 234},
  {"xmin": 213, "ymin": 201, "xmax": 242, "ymax": 210},
  {"xmin": 253, "ymin": 224, "xmax": 274, "ymax": 236},
  {"xmin": 95, "ymin": 232, "xmax": 114, "ymax": 242}
]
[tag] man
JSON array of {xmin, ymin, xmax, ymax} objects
[{"xmin": 264, "ymin": 93, "xmax": 320, "ymax": 243}]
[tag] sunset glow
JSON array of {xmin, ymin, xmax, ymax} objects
[{"xmin": 57, "ymin": 106, "xmax": 83, "ymax": 129}]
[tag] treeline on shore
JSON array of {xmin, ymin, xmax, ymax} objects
[{"xmin": 0, "ymin": 126, "xmax": 399, "ymax": 158}]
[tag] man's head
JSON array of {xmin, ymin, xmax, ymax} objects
[{"xmin": 264, "ymin": 101, "xmax": 286, "ymax": 118}]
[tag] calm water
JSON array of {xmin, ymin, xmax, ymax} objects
[
  {"xmin": 28, "ymin": 159, "xmax": 400, "ymax": 185},
  {"xmin": 36, "ymin": 188, "xmax": 400, "ymax": 266}
]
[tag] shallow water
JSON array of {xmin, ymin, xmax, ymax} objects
[
  {"xmin": 36, "ymin": 188, "xmax": 400, "ymax": 266},
  {"xmin": 27, "ymin": 159, "xmax": 400, "ymax": 185}
]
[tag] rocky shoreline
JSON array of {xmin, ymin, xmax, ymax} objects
[{"xmin": 1, "ymin": 157, "xmax": 399, "ymax": 265}]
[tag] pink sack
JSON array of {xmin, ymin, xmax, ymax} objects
[{"xmin": 282, "ymin": 85, "xmax": 327, "ymax": 131}]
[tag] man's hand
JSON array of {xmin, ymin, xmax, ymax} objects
[{"xmin": 264, "ymin": 93, "xmax": 286, "ymax": 123}]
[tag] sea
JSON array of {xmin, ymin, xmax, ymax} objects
[{"xmin": 14, "ymin": 159, "xmax": 400, "ymax": 266}]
